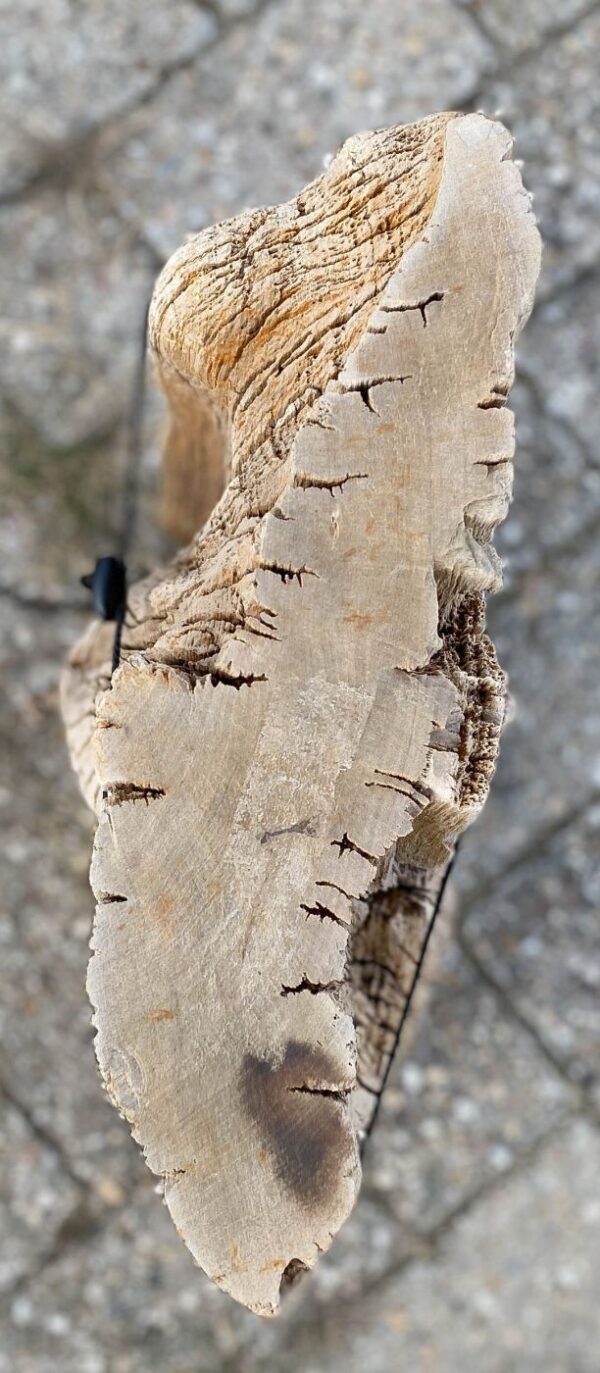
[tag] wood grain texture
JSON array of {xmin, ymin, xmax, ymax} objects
[{"xmin": 61, "ymin": 113, "xmax": 541, "ymax": 1315}]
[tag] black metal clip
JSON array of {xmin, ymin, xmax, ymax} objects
[{"xmin": 81, "ymin": 556, "xmax": 127, "ymax": 674}]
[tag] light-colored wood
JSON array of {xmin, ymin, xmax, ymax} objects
[
  {"xmin": 61, "ymin": 113, "xmax": 540, "ymax": 1316},
  {"xmin": 158, "ymin": 358, "xmax": 230, "ymax": 542}
]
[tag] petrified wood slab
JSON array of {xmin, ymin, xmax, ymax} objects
[{"xmin": 61, "ymin": 112, "xmax": 541, "ymax": 1315}]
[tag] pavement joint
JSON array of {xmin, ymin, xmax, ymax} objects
[
  {"xmin": 455, "ymin": 789, "xmax": 600, "ymax": 920},
  {"xmin": 0, "ymin": 0, "xmax": 285, "ymax": 214},
  {"xmin": 449, "ymin": 0, "xmax": 509, "ymax": 57},
  {"xmin": 462, "ymin": 0, "xmax": 600, "ymax": 111},
  {"xmin": 0, "ymin": 1075, "xmax": 87, "ymax": 1194},
  {"xmin": 264, "ymin": 1111, "xmax": 585, "ymax": 1359},
  {"xmin": 457, "ymin": 925, "xmax": 600, "ymax": 1123},
  {"xmin": 516, "ymin": 366, "xmax": 597, "ymax": 470},
  {"xmin": 455, "ymin": 797, "xmax": 600, "ymax": 1120}
]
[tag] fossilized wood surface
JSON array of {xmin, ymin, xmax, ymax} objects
[{"xmin": 61, "ymin": 113, "xmax": 540, "ymax": 1316}]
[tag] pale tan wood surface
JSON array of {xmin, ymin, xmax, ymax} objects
[{"xmin": 61, "ymin": 113, "xmax": 540, "ymax": 1315}]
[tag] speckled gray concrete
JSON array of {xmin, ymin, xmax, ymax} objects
[
  {"xmin": 455, "ymin": 0, "xmax": 595, "ymax": 51},
  {"xmin": 250, "ymin": 1123, "xmax": 600, "ymax": 1373},
  {"xmin": 0, "ymin": 190, "xmax": 156, "ymax": 447},
  {"xmin": 462, "ymin": 809, "xmax": 600, "ymax": 1103},
  {"xmin": 452, "ymin": 537, "xmax": 600, "ymax": 899},
  {"xmin": 95, "ymin": 0, "xmax": 492, "ymax": 258},
  {"xmin": 0, "ymin": 0, "xmax": 217, "ymax": 197},
  {"xmin": 1, "ymin": 0, "xmax": 599, "ymax": 1369},
  {"xmin": 479, "ymin": 9, "xmax": 600, "ymax": 294}
]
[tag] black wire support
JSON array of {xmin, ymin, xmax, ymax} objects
[
  {"xmin": 361, "ymin": 845, "xmax": 459, "ymax": 1153},
  {"xmin": 80, "ymin": 300, "xmax": 151, "ymax": 675}
]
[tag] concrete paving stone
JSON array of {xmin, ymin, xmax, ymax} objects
[
  {"xmin": 257, "ymin": 1120, "xmax": 600, "ymax": 1373},
  {"xmin": 454, "ymin": 270, "xmax": 599, "ymax": 900},
  {"xmin": 361, "ymin": 932, "xmax": 572, "ymax": 1231},
  {"xmin": 214, "ymin": 0, "xmax": 265, "ymax": 14},
  {"xmin": 0, "ymin": 1171, "xmax": 423, "ymax": 1372},
  {"xmin": 495, "ymin": 375, "xmax": 600, "ymax": 583},
  {"xmin": 0, "ymin": 1186, "xmax": 258, "ymax": 1373},
  {"xmin": 0, "ymin": 387, "xmax": 170, "ymax": 602},
  {"xmin": 454, "ymin": 535, "xmax": 600, "ymax": 898},
  {"xmin": 480, "ymin": 11, "xmax": 600, "ymax": 293},
  {"xmin": 518, "ymin": 275, "xmax": 600, "ymax": 459},
  {"xmin": 0, "ymin": 1178, "xmax": 408, "ymax": 1373},
  {"xmin": 0, "ymin": 1094, "xmax": 81, "ymax": 1294},
  {"xmin": 0, "ymin": 596, "xmax": 148, "ymax": 1193},
  {"xmin": 454, "ymin": 0, "xmax": 592, "ymax": 52},
  {"xmin": 0, "ymin": 185, "xmax": 156, "ymax": 448},
  {"xmin": 0, "ymin": 400, "xmax": 125, "ymax": 601},
  {"xmin": 462, "ymin": 807, "xmax": 600, "ymax": 1101},
  {"xmin": 240, "ymin": 1196, "xmax": 427, "ymax": 1366},
  {"xmin": 0, "ymin": 0, "xmax": 218, "ymax": 198},
  {"xmin": 280, "ymin": 1189, "xmax": 422, "ymax": 1319},
  {"xmin": 99, "ymin": 0, "xmax": 492, "ymax": 260},
  {"xmin": 0, "ymin": 1096, "xmax": 423, "ymax": 1372}
]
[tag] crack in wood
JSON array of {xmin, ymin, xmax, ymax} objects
[
  {"xmin": 280, "ymin": 978, "xmax": 346, "ymax": 997},
  {"xmin": 381, "ymin": 289, "xmax": 445, "ymax": 326},
  {"xmin": 258, "ymin": 560, "xmax": 318, "ymax": 585},
  {"xmin": 331, "ymin": 832, "xmax": 379, "ymax": 865},
  {"xmin": 293, "ymin": 471, "xmax": 368, "ymax": 496},
  {"xmin": 102, "ymin": 782, "xmax": 165, "ymax": 806},
  {"xmin": 210, "ymin": 667, "xmax": 268, "ymax": 689},
  {"xmin": 300, "ymin": 901, "xmax": 350, "ymax": 930},
  {"xmin": 260, "ymin": 817, "xmax": 319, "ymax": 845},
  {"xmin": 288, "ymin": 1084, "xmax": 349, "ymax": 1103}
]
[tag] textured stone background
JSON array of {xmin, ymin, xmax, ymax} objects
[{"xmin": 1, "ymin": 1, "xmax": 599, "ymax": 1369}]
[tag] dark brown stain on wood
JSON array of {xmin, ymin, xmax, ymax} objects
[{"xmin": 240, "ymin": 1040, "xmax": 352, "ymax": 1211}]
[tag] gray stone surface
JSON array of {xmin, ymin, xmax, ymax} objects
[
  {"xmin": 0, "ymin": 595, "xmax": 148, "ymax": 1191},
  {"xmin": 364, "ymin": 935, "xmax": 573, "ymax": 1230},
  {"xmin": 0, "ymin": 1180, "xmax": 419, "ymax": 1373},
  {"xmin": 463, "ymin": 809, "xmax": 600, "ymax": 1101},
  {"xmin": 0, "ymin": 1095, "xmax": 81, "ymax": 1294},
  {"xmin": 0, "ymin": 1186, "xmax": 255, "ymax": 1373},
  {"xmin": 455, "ymin": 536, "xmax": 600, "ymax": 898},
  {"xmin": 1, "ymin": 0, "xmax": 599, "ymax": 1365},
  {"xmin": 213, "ymin": 0, "xmax": 263, "ymax": 14},
  {"xmin": 0, "ymin": 0, "xmax": 217, "ymax": 198},
  {"xmin": 519, "ymin": 277, "xmax": 600, "ymax": 457},
  {"xmin": 453, "ymin": 283, "xmax": 599, "ymax": 900},
  {"xmin": 258, "ymin": 1122, "xmax": 600, "ymax": 1373},
  {"xmin": 0, "ymin": 401, "xmax": 123, "ymax": 600},
  {"xmin": 0, "ymin": 187, "xmax": 156, "ymax": 447},
  {"xmin": 0, "ymin": 389, "xmax": 170, "ymax": 601},
  {"xmin": 99, "ymin": 0, "xmax": 492, "ymax": 258},
  {"xmin": 454, "ymin": 0, "xmax": 592, "ymax": 51},
  {"xmin": 480, "ymin": 11, "xmax": 600, "ymax": 293},
  {"xmin": 495, "ymin": 377, "xmax": 600, "ymax": 582}
]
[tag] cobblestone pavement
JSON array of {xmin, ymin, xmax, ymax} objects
[{"xmin": 1, "ymin": 1, "xmax": 599, "ymax": 1369}]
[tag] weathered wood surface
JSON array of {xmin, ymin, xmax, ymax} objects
[{"xmin": 61, "ymin": 112, "xmax": 540, "ymax": 1316}]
